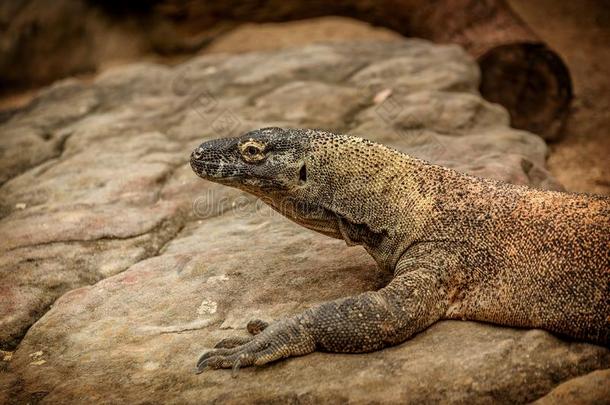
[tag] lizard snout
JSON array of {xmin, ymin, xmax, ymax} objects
[
  {"xmin": 190, "ymin": 145, "xmax": 210, "ymax": 178},
  {"xmin": 190, "ymin": 138, "xmax": 240, "ymax": 180}
]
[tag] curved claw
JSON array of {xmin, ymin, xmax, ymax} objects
[
  {"xmin": 231, "ymin": 358, "xmax": 242, "ymax": 378},
  {"xmin": 196, "ymin": 356, "xmax": 221, "ymax": 374},
  {"xmin": 197, "ymin": 348, "xmax": 234, "ymax": 368},
  {"xmin": 195, "ymin": 361, "xmax": 209, "ymax": 374}
]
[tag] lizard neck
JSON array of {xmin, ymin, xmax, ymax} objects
[{"xmin": 304, "ymin": 138, "xmax": 442, "ymax": 270}]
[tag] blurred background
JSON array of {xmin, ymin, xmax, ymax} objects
[{"xmin": 1, "ymin": 0, "xmax": 608, "ymax": 194}]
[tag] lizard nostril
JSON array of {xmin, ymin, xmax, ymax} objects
[{"xmin": 192, "ymin": 147, "xmax": 204, "ymax": 160}]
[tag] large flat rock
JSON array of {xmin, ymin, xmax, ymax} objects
[{"xmin": 0, "ymin": 40, "xmax": 606, "ymax": 403}]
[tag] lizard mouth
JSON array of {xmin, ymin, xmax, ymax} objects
[{"xmin": 191, "ymin": 161, "xmax": 240, "ymax": 182}]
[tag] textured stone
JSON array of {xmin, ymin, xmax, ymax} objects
[
  {"xmin": 0, "ymin": 41, "xmax": 605, "ymax": 403},
  {"xmin": 534, "ymin": 369, "xmax": 610, "ymax": 405}
]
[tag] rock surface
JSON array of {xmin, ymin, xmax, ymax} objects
[
  {"xmin": 533, "ymin": 369, "xmax": 610, "ymax": 405},
  {"xmin": 0, "ymin": 40, "xmax": 606, "ymax": 403}
]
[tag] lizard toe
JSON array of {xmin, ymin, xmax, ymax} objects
[
  {"xmin": 196, "ymin": 346, "xmax": 284, "ymax": 375},
  {"xmin": 196, "ymin": 351, "xmax": 257, "ymax": 374},
  {"xmin": 214, "ymin": 335, "xmax": 254, "ymax": 349},
  {"xmin": 196, "ymin": 348, "xmax": 235, "ymax": 369},
  {"xmin": 196, "ymin": 339, "xmax": 265, "ymax": 370}
]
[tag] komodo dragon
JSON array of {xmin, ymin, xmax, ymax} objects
[{"xmin": 190, "ymin": 127, "xmax": 609, "ymax": 373}]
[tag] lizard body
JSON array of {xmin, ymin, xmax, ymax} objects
[{"xmin": 190, "ymin": 127, "xmax": 610, "ymax": 372}]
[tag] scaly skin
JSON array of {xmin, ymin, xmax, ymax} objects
[{"xmin": 190, "ymin": 127, "xmax": 610, "ymax": 373}]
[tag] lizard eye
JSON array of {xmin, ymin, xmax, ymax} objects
[{"xmin": 239, "ymin": 140, "xmax": 266, "ymax": 163}]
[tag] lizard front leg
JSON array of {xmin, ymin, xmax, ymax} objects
[{"xmin": 196, "ymin": 251, "xmax": 449, "ymax": 372}]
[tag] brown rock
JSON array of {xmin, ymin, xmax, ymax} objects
[
  {"xmin": 0, "ymin": 41, "xmax": 604, "ymax": 403},
  {"xmin": 534, "ymin": 369, "xmax": 610, "ymax": 405}
]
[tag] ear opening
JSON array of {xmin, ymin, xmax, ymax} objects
[{"xmin": 299, "ymin": 163, "xmax": 307, "ymax": 184}]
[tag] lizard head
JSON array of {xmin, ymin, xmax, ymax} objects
[
  {"xmin": 190, "ymin": 127, "xmax": 345, "ymax": 238},
  {"xmin": 190, "ymin": 127, "xmax": 310, "ymax": 194}
]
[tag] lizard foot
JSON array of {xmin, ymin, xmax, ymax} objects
[
  {"xmin": 196, "ymin": 318, "xmax": 315, "ymax": 374},
  {"xmin": 213, "ymin": 319, "xmax": 270, "ymax": 348}
]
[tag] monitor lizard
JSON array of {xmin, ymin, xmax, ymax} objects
[{"xmin": 190, "ymin": 127, "xmax": 609, "ymax": 373}]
